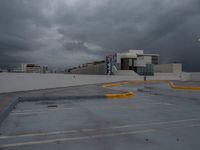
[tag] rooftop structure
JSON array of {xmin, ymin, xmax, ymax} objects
[
  {"xmin": 67, "ymin": 49, "xmax": 183, "ymax": 77},
  {"xmin": 106, "ymin": 50, "xmax": 159, "ymax": 75}
]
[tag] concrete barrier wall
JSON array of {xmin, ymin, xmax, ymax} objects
[
  {"xmin": 190, "ymin": 72, "xmax": 200, "ymax": 81},
  {"xmin": 113, "ymin": 70, "xmax": 142, "ymax": 79},
  {"xmin": 181, "ymin": 72, "xmax": 191, "ymax": 81},
  {"xmin": 1, "ymin": 72, "xmax": 199, "ymax": 93},
  {"xmin": 154, "ymin": 64, "xmax": 182, "ymax": 73},
  {"xmin": 147, "ymin": 72, "xmax": 200, "ymax": 81},
  {"xmin": 114, "ymin": 71, "xmax": 182, "ymax": 81},
  {"xmin": 181, "ymin": 72, "xmax": 200, "ymax": 81},
  {"xmin": 0, "ymin": 73, "xmax": 142, "ymax": 93},
  {"xmin": 147, "ymin": 73, "xmax": 181, "ymax": 80}
]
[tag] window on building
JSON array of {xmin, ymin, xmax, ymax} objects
[{"xmin": 152, "ymin": 56, "xmax": 159, "ymax": 64}]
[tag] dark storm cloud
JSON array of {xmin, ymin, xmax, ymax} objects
[{"xmin": 0, "ymin": 0, "xmax": 200, "ymax": 70}]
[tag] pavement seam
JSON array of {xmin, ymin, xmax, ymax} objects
[{"xmin": 0, "ymin": 98, "xmax": 19, "ymax": 125}]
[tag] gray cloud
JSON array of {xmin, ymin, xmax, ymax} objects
[{"xmin": 0, "ymin": 0, "xmax": 200, "ymax": 71}]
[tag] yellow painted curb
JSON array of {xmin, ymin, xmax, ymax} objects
[
  {"xmin": 102, "ymin": 82, "xmax": 129, "ymax": 88},
  {"xmin": 129, "ymin": 80, "xmax": 200, "ymax": 91},
  {"xmin": 168, "ymin": 81, "xmax": 200, "ymax": 91},
  {"xmin": 102, "ymin": 82, "xmax": 135, "ymax": 99},
  {"xmin": 102, "ymin": 80, "xmax": 200, "ymax": 99},
  {"xmin": 106, "ymin": 92, "xmax": 135, "ymax": 99}
]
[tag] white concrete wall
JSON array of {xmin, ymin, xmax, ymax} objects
[
  {"xmin": 181, "ymin": 72, "xmax": 200, "ymax": 81},
  {"xmin": 113, "ymin": 70, "xmax": 143, "ymax": 79},
  {"xmin": 150, "ymin": 72, "xmax": 200, "ymax": 81},
  {"xmin": 189, "ymin": 72, "xmax": 200, "ymax": 81},
  {"xmin": 116, "ymin": 50, "xmax": 143, "ymax": 64},
  {"xmin": 134, "ymin": 56, "xmax": 152, "ymax": 67},
  {"xmin": 114, "ymin": 71, "xmax": 182, "ymax": 81},
  {"xmin": 1, "ymin": 72, "xmax": 199, "ymax": 93},
  {"xmin": 181, "ymin": 72, "xmax": 191, "ymax": 81},
  {"xmin": 173, "ymin": 64, "xmax": 182, "ymax": 73},
  {"xmin": 154, "ymin": 64, "xmax": 182, "ymax": 73},
  {"xmin": 0, "ymin": 73, "xmax": 142, "ymax": 93},
  {"xmin": 112, "ymin": 66, "xmax": 182, "ymax": 81},
  {"xmin": 147, "ymin": 73, "xmax": 181, "ymax": 80}
]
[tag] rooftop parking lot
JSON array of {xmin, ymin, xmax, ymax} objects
[{"xmin": 0, "ymin": 82, "xmax": 200, "ymax": 150}]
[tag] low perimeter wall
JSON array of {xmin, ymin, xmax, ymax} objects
[
  {"xmin": 147, "ymin": 73, "xmax": 181, "ymax": 80},
  {"xmin": 190, "ymin": 73, "xmax": 200, "ymax": 81},
  {"xmin": 1, "ymin": 72, "xmax": 199, "ymax": 93},
  {"xmin": 0, "ymin": 73, "xmax": 142, "ymax": 93},
  {"xmin": 181, "ymin": 72, "xmax": 200, "ymax": 81}
]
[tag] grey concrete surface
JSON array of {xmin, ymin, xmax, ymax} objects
[
  {"xmin": 0, "ymin": 82, "xmax": 200, "ymax": 150},
  {"xmin": 0, "ymin": 83, "xmax": 121, "ymax": 111},
  {"xmin": 0, "ymin": 83, "xmax": 123, "ymax": 124}
]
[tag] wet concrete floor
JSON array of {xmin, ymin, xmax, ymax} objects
[{"xmin": 0, "ymin": 82, "xmax": 200, "ymax": 150}]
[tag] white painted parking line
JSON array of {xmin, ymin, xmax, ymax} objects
[
  {"xmin": 2, "ymin": 123, "xmax": 200, "ymax": 148},
  {"xmin": 1, "ymin": 117, "xmax": 200, "ymax": 140},
  {"xmin": 0, "ymin": 130, "xmax": 77, "ymax": 139},
  {"xmin": 107, "ymin": 118, "xmax": 200, "ymax": 129},
  {"xmin": 10, "ymin": 107, "xmax": 74, "ymax": 115},
  {"xmin": 0, "ymin": 129, "xmax": 154, "ymax": 148},
  {"xmin": 152, "ymin": 102, "xmax": 173, "ymax": 106},
  {"xmin": 188, "ymin": 124, "xmax": 200, "ymax": 127}
]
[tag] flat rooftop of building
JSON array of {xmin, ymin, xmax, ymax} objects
[{"xmin": 0, "ymin": 81, "xmax": 200, "ymax": 149}]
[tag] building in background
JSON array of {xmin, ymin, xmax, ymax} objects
[
  {"xmin": 106, "ymin": 50, "xmax": 159, "ymax": 76},
  {"xmin": 11, "ymin": 67, "xmax": 22, "ymax": 73},
  {"xmin": 67, "ymin": 49, "xmax": 182, "ymax": 77},
  {"xmin": 68, "ymin": 60, "xmax": 105, "ymax": 75},
  {"xmin": 0, "ymin": 68, "xmax": 8, "ymax": 73},
  {"xmin": 21, "ymin": 64, "xmax": 48, "ymax": 73}
]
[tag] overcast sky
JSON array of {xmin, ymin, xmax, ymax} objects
[{"xmin": 0, "ymin": 0, "xmax": 200, "ymax": 71}]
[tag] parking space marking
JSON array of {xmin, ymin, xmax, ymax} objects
[
  {"xmin": 11, "ymin": 107, "xmax": 74, "ymax": 115},
  {"xmin": 0, "ymin": 130, "xmax": 77, "ymax": 139},
  {"xmin": 0, "ymin": 129, "xmax": 154, "ymax": 148},
  {"xmin": 151, "ymin": 102, "xmax": 173, "ymax": 106},
  {"xmin": 1, "ymin": 120, "xmax": 200, "ymax": 148},
  {"xmin": 188, "ymin": 124, "xmax": 200, "ymax": 127},
  {"xmin": 102, "ymin": 80, "xmax": 200, "ymax": 99},
  {"xmin": 1, "ymin": 117, "xmax": 199, "ymax": 140},
  {"xmin": 107, "ymin": 118, "xmax": 200, "ymax": 129}
]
